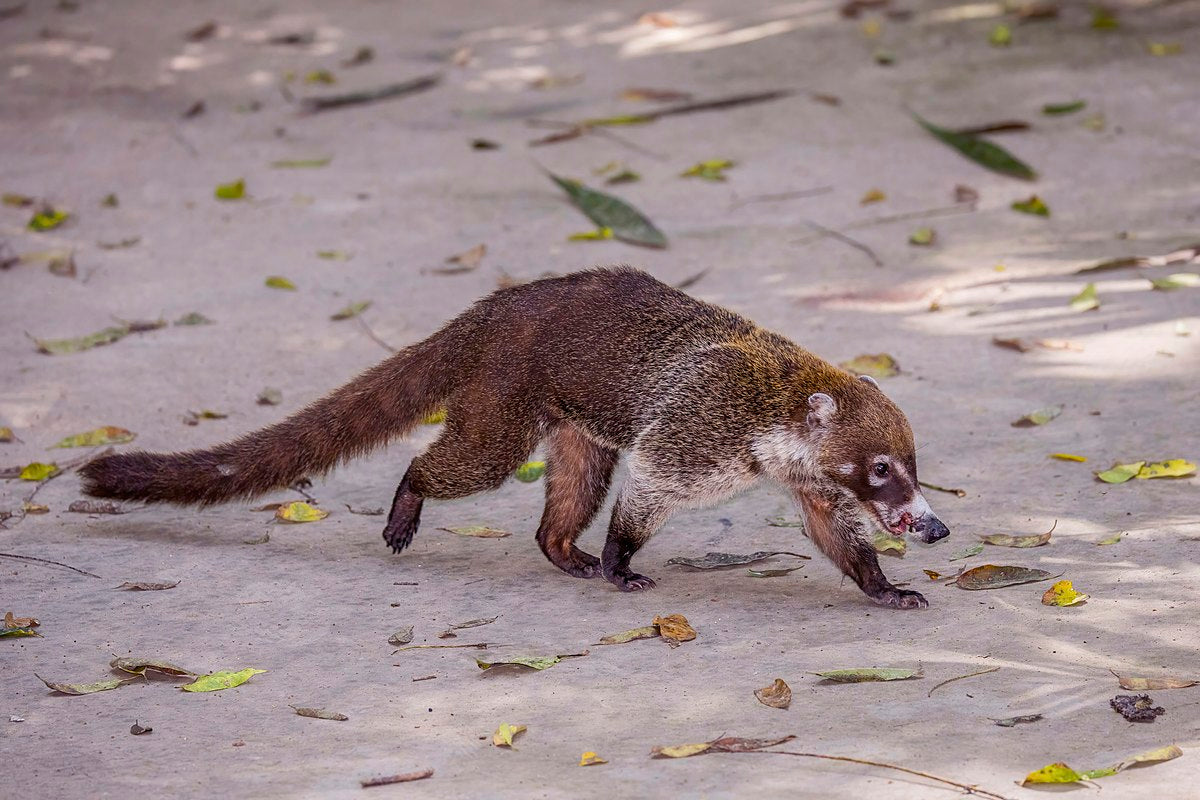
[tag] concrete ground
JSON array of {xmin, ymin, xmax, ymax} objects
[{"xmin": 2, "ymin": 1, "xmax": 1198, "ymax": 797}]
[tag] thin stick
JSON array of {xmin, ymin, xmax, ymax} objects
[
  {"xmin": 927, "ymin": 666, "xmax": 1000, "ymax": 697},
  {"xmin": 360, "ymin": 768, "xmax": 433, "ymax": 788},
  {"xmin": 591, "ymin": 126, "xmax": 667, "ymax": 161},
  {"xmin": 843, "ymin": 203, "xmax": 975, "ymax": 231},
  {"xmin": 730, "ymin": 186, "xmax": 833, "ymax": 209},
  {"xmin": 300, "ymin": 74, "xmax": 441, "ymax": 114},
  {"xmin": 0, "ymin": 553, "xmax": 102, "ymax": 578},
  {"xmin": 801, "ymin": 219, "xmax": 882, "ymax": 267},
  {"xmin": 356, "ymin": 316, "xmax": 397, "ymax": 353},
  {"xmin": 749, "ymin": 750, "xmax": 1015, "ymax": 800}
]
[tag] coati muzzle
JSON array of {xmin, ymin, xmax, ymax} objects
[{"xmin": 909, "ymin": 513, "xmax": 950, "ymax": 544}]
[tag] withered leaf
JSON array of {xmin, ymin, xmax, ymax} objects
[
  {"xmin": 665, "ymin": 551, "xmax": 808, "ymax": 569},
  {"xmin": 754, "ymin": 678, "xmax": 792, "ymax": 709},
  {"xmin": 130, "ymin": 721, "xmax": 153, "ymax": 735},
  {"xmin": 954, "ymin": 564, "xmax": 1056, "ymax": 590},
  {"xmin": 1012, "ymin": 405, "xmax": 1063, "ymax": 427},
  {"xmin": 388, "ymin": 626, "xmax": 414, "ymax": 646},
  {"xmin": 813, "ymin": 667, "xmax": 922, "ymax": 683},
  {"xmin": 37, "ymin": 674, "xmax": 134, "ymax": 695},
  {"xmin": 292, "ymin": 706, "xmax": 349, "ymax": 721},
  {"xmin": 68, "ymin": 500, "xmax": 126, "ymax": 515},
  {"xmin": 992, "ymin": 714, "xmax": 1043, "ymax": 727},
  {"xmin": 438, "ymin": 526, "xmax": 511, "ymax": 538},
  {"xmin": 4, "ymin": 612, "xmax": 38, "ymax": 628},
  {"xmin": 345, "ymin": 504, "xmax": 384, "ymax": 515},
  {"xmin": 598, "ymin": 625, "xmax": 659, "ymax": 645},
  {"xmin": 110, "ymin": 656, "xmax": 198, "ymax": 676},
  {"xmin": 432, "ymin": 243, "xmax": 486, "ymax": 275},
  {"xmin": 1110, "ymin": 694, "xmax": 1164, "ymax": 722},
  {"xmin": 1115, "ymin": 674, "xmax": 1197, "ymax": 691},
  {"xmin": 747, "ymin": 566, "xmax": 804, "ymax": 577},
  {"xmin": 114, "ymin": 580, "xmax": 179, "ymax": 591},
  {"xmin": 979, "ymin": 522, "xmax": 1054, "ymax": 548},
  {"xmin": 653, "ymin": 614, "xmax": 696, "ymax": 646}
]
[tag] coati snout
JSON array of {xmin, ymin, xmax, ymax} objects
[{"xmin": 81, "ymin": 267, "xmax": 948, "ymax": 610}]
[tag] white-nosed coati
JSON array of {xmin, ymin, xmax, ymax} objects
[{"xmin": 81, "ymin": 267, "xmax": 949, "ymax": 608}]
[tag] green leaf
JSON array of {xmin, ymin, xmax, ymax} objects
[
  {"xmin": 873, "ymin": 531, "xmax": 906, "ymax": 555},
  {"xmin": 475, "ymin": 654, "xmax": 577, "ymax": 671},
  {"xmin": 581, "ymin": 113, "xmax": 654, "ymax": 127},
  {"xmin": 1011, "ymin": 404, "xmax": 1063, "ymax": 427},
  {"xmin": 1011, "ymin": 195, "xmax": 1050, "ymax": 216},
  {"xmin": 605, "ymin": 169, "xmax": 641, "ymax": 185},
  {"xmin": 330, "ymin": 301, "xmax": 371, "ymax": 320},
  {"xmin": 214, "ymin": 179, "xmax": 245, "ymax": 200},
  {"xmin": 681, "ymin": 159, "xmax": 735, "ymax": 181},
  {"xmin": 913, "ymin": 114, "xmax": 1037, "ymax": 180},
  {"xmin": 1023, "ymin": 762, "xmax": 1084, "ymax": 785},
  {"xmin": 1, "ymin": 627, "xmax": 40, "ymax": 638},
  {"xmin": 1091, "ymin": 7, "xmax": 1118, "ymax": 29},
  {"xmin": 265, "ymin": 275, "xmax": 296, "ymax": 290},
  {"xmin": 52, "ymin": 426, "xmax": 135, "ymax": 448},
  {"xmin": 598, "ymin": 625, "xmax": 660, "ymax": 645},
  {"xmin": 304, "ymin": 69, "xmax": 336, "ymax": 85},
  {"xmin": 813, "ymin": 667, "xmax": 922, "ymax": 683},
  {"xmin": 271, "ymin": 157, "xmax": 332, "ymax": 168},
  {"xmin": 547, "ymin": 173, "xmax": 667, "ymax": 248},
  {"xmin": 19, "ymin": 462, "xmax": 60, "ymax": 481},
  {"xmin": 515, "ymin": 461, "xmax": 546, "ymax": 482},
  {"xmin": 27, "ymin": 207, "xmax": 69, "ymax": 231},
  {"xmin": 949, "ymin": 543, "xmax": 983, "ymax": 561},
  {"xmin": 174, "ymin": 312, "xmax": 213, "ymax": 326},
  {"xmin": 1042, "ymin": 100, "xmax": 1086, "ymax": 116},
  {"xmin": 1150, "ymin": 273, "xmax": 1200, "ymax": 291},
  {"xmin": 988, "ymin": 24, "xmax": 1011, "ymax": 46},
  {"xmin": 1096, "ymin": 461, "xmax": 1144, "ymax": 484},
  {"xmin": 908, "ymin": 227, "xmax": 935, "ymax": 245},
  {"xmin": 180, "ymin": 668, "xmax": 266, "ymax": 692},
  {"xmin": 954, "ymin": 564, "xmax": 1056, "ymax": 590},
  {"xmin": 1069, "ymin": 282, "xmax": 1100, "ymax": 311},
  {"xmin": 37, "ymin": 674, "xmax": 133, "ymax": 695}
]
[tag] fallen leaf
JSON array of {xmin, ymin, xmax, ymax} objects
[
  {"xmin": 433, "ymin": 243, "xmax": 486, "ymax": 275},
  {"xmin": 470, "ymin": 138, "xmax": 499, "ymax": 150},
  {"xmin": 492, "ymin": 723, "xmax": 526, "ymax": 748},
  {"xmin": 664, "ymin": 550, "xmax": 808, "ymax": 569},
  {"xmin": 183, "ymin": 409, "xmax": 227, "ymax": 426},
  {"xmin": 650, "ymin": 735, "xmax": 796, "ymax": 758},
  {"xmin": 598, "ymin": 625, "xmax": 660, "ymax": 645},
  {"xmin": 949, "ymin": 543, "xmax": 984, "ymax": 561},
  {"xmin": 114, "ymin": 580, "xmax": 179, "ymax": 591},
  {"xmin": 1112, "ymin": 743, "xmax": 1182, "ymax": 772},
  {"xmin": 19, "ymin": 462, "xmax": 60, "ymax": 481},
  {"xmin": 1095, "ymin": 532, "xmax": 1124, "ymax": 545},
  {"xmin": 1147, "ymin": 41, "xmax": 1181, "ymax": 56},
  {"xmin": 754, "ymin": 678, "xmax": 792, "ymax": 709},
  {"xmin": 52, "ymin": 426, "xmax": 135, "ymax": 448},
  {"xmin": 270, "ymin": 157, "xmax": 331, "ymax": 168},
  {"xmin": 330, "ymin": 300, "xmax": 371, "ymax": 320},
  {"xmin": 908, "ymin": 227, "xmax": 935, "ymax": 245},
  {"xmin": 1050, "ymin": 453, "xmax": 1087, "ymax": 462},
  {"xmin": 988, "ymin": 23, "xmax": 1011, "ymax": 46},
  {"xmin": 1115, "ymin": 675, "xmax": 1197, "ymax": 691},
  {"xmin": 873, "ymin": 49, "xmax": 895, "ymax": 65},
  {"xmin": 110, "ymin": 656, "xmax": 198, "ymax": 676},
  {"xmin": 214, "ymin": 179, "xmax": 245, "ymax": 200},
  {"xmin": 1069, "ymin": 283, "xmax": 1100, "ymax": 311},
  {"xmin": 859, "ymin": 188, "xmax": 886, "ymax": 205},
  {"xmin": 37, "ymin": 675, "xmax": 132, "ymax": 695},
  {"xmin": 180, "ymin": 668, "xmax": 266, "ymax": 692},
  {"xmin": 265, "ymin": 275, "xmax": 296, "ymax": 290},
  {"xmin": 992, "ymin": 714, "xmax": 1043, "ymax": 727},
  {"xmin": 923, "ymin": 569, "xmax": 943, "ymax": 580},
  {"xmin": 129, "ymin": 721, "xmax": 152, "ymax": 735},
  {"xmin": 2, "ymin": 192, "xmax": 35, "ymax": 207},
  {"xmin": 873, "ymin": 531, "xmax": 906, "ymax": 555},
  {"xmin": 388, "ymin": 627, "xmax": 414, "ymax": 646},
  {"xmin": 1096, "ymin": 461, "xmax": 1145, "ymax": 484},
  {"xmin": 68, "ymin": 500, "xmax": 125, "ymax": 514},
  {"xmin": 1023, "ymin": 763, "xmax": 1084, "ymax": 785},
  {"xmin": 1150, "ymin": 273, "xmax": 1200, "ymax": 290},
  {"xmin": 579, "ymin": 751, "xmax": 608, "ymax": 766},
  {"xmin": 1135, "ymin": 459, "xmax": 1196, "ymax": 479},
  {"xmin": 547, "ymin": 173, "xmax": 667, "ymax": 248},
  {"xmin": 651, "ymin": 742, "xmax": 713, "ymax": 759},
  {"xmin": 1042, "ymin": 100, "xmax": 1086, "ymax": 115},
  {"xmin": 439, "ymin": 525, "xmax": 511, "ymax": 538},
  {"xmin": 345, "ymin": 504, "xmax": 384, "ymax": 516},
  {"xmin": 1, "ymin": 627, "xmax": 40, "ymax": 638},
  {"xmin": 0, "ymin": 427, "xmax": 14, "ymax": 443},
  {"xmin": 35, "ymin": 326, "xmax": 129, "ymax": 355},
  {"xmin": 1091, "ymin": 6, "xmax": 1119, "ymax": 29},
  {"xmin": 515, "ymin": 461, "xmax": 546, "ymax": 482},
  {"xmin": 979, "ymin": 523, "xmax": 1054, "ymax": 548},
  {"xmin": 1011, "ymin": 195, "xmax": 1050, "ymax": 216},
  {"xmin": 682, "ymin": 159, "xmax": 735, "ymax": 181},
  {"xmin": 620, "ymin": 87, "xmax": 692, "ymax": 102},
  {"xmin": 653, "ymin": 614, "xmax": 696, "ymax": 646},
  {"xmin": 274, "ymin": 502, "xmax": 328, "ymax": 523},
  {"xmin": 567, "ymin": 227, "xmax": 613, "ymax": 241},
  {"xmin": 304, "ymin": 69, "xmax": 336, "ymax": 85},
  {"xmin": 174, "ymin": 312, "xmax": 213, "ymax": 326},
  {"xmin": 292, "ymin": 706, "xmax": 349, "ymax": 721},
  {"xmin": 440, "ymin": 616, "xmax": 498, "ymax": 638},
  {"xmin": 1011, "ymin": 404, "xmax": 1063, "ymax": 427},
  {"xmin": 813, "ymin": 668, "xmax": 921, "ymax": 683},
  {"xmin": 764, "ymin": 516, "xmax": 805, "ymax": 527},
  {"xmin": 1110, "ymin": 693, "xmax": 1165, "ymax": 722},
  {"xmin": 747, "ymin": 566, "xmax": 804, "ymax": 577},
  {"xmin": 27, "ymin": 207, "xmax": 70, "ymax": 231},
  {"xmin": 913, "ymin": 114, "xmax": 1036, "ymax": 180},
  {"xmin": 257, "ymin": 387, "xmax": 282, "ymax": 406},
  {"xmin": 316, "ymin": 250, "xmax": 352, "ymax": 260},
  {"xmin": 1041, "ymin": 579, "xmax": 1088, "ymax": 606},
  {"xmin": 359, "ymin": 769, "xmax": 434, "ymax": 788},
  {"xmin": 475, "ymin": 652, "xmax": 586, "ymax": 671},
  {"xmin": 839, "ymin": 353, "xmax": 899, "ymax": 378},
  {"xmin": 954, "ymin": 564, "xmax": 1056, "ymax": 590},
  {"xmin": 3, "ymin": 612, "xmax": 38, "ymax": 628}
]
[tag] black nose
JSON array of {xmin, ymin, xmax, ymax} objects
[{"xmin": 912, "ymin": 515, "xmax": 950, "ymax": 543}]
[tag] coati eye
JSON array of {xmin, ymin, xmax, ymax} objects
[{"xmin": 872, "ymin": 462, "xmax": 890, "ymax": 478}]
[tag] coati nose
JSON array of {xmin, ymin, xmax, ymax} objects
[{"xmin": 911, "ymin": 514, "xmax": 950, "ymax": 544}]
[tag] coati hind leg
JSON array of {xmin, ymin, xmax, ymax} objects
[
  {"xmin": 381, "ymin": 399, "xmax": 542, "ymax": 554},
  {"xmin": 536, "ymin": 423, "xmax": 618, "ymax": 579}
]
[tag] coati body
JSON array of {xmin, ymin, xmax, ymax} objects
[{"xmin": 81, "ymin": 267, "xmax": 949, "ymax": 608}]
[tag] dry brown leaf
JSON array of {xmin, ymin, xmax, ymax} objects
[
  {"xmin": 4, "ymin": 612, "xmax": 38, "ymax": 628},
  {"xmin": 1115, "ymin": 674, "xmax": 1198, "ymax": 691},
  {"xmin": 653, "ymin": 614, "xmax": 696, "ymax": 647},
  {"xmin": 432, "ymin": 243, "xmax": 486, "ymax": 275},
  {"xmin": 114, "ymin": 580, "xmax": 179, "ymax": 591},
  {"xmin": 754, "ymin": 678, "xmax": 792, "ymax": 709}
]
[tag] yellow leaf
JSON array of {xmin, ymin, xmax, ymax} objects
[
  {"xmin": 908, "ymin": 227, "xmax": 935, "ymax": 246},
  {"xmin": 1023, "ymin": 762, "xmax": 1083, "ymax": 785},
  {"xmin": 651, "ymin": 742, "xmax": 712, "ymax": 758},
  {"xmin": 492, "ymin": 723, "xmax": 526, "ymax": 748},
  {"xmin": 567, "ymin": 227, "xmax": 614, "ymax": 241},
  {"xmin": 1135, "ymin": 459, "xmax": 1196, "ymax": 479},
  {"xmin": 1147, "ymin": 41, "xmax": 1181, "ymax": 56},
  {"xmin": 579, "ymin": 751, "xmax": 608, "ymax": 766},
  {"xmin": 1095, "ymin": 532, "xmax": 1123, "ymax": 545},
  {"xmin": 681, "ymin": 159, "xmax": 735, "ymax": 181},
  {"xmin": 305, "ymin": 69, "xmax": 336, "ymax": 84},
  {"xmin": 860, "ymin": 188, "xmax": 886, "ymax": 205},
  {"xmin": 598, "ymin": 625, "xmax": 660, "ymax": 645},
  {"xmin": 989, "ymin": 23, "xmax": 1012, "ymax": 46},
  {"xmin": 923, "ymin": 569, "xmax": 943, "ymax": 580},
  {"xmin": 265, "ymin": 275, "xmax": 297, "ymax": 290},
  {"xmin": 422, "ymin": 408, "xmax": 447, "ymax": 424},
  {"xmin": 27, "ymin": 207, "xmax": 69, "ymax": 231},
  {"xmin": 274, "ymin": 502, "xmax": 329, "ymax": 523},
  {"xmin": 180, "ymin": 668, "xmax": 266, "ymax": 692},
  {"xmin": 873, "ymin": 530, "xmax": 906, "ymax": 555},
  {"xmin": 330, "ymin": 301, "xmax": 371, "ymax": 321},
  {"xmin": 1041, "ymin": 579, "xmax": 1087, "ymax": 606},
  {"xmin": 23, "ymin": 502, "xmax": 50, "ymax": 514},
  {"xmin": 515, "ymin": 461, "xmax": 546, "ymax": 482},
  {"xmin": 1113, "ymin": 743, "xmax": 1182, "ymax": 772},
  {"xmin": 439, "ymin": 525, "xmax": 511, "ymax": 538},
  {"xmin": 1050, "ymin": 453, "xmax": 1087, "ymax": 462},
  {"xmin": 1069, "ymin": 282, "xmax": 1099, "ymax": 311},
  {"xmin": 1012, "ymin": 195, "xmax": 1050, "ymax": 217},
  {"xmin": 653, "ymin": 613, "xmax": 696, "ymax": 645},
  {"xmin": 214, "ymin": 179, "xmax": 245, "ymax": 200},
  {"xmin": 0, "ymin": 427, "xmax": 14, "ymax": 442},
  {"xmin": 1096, "ymin": 461, "xmax": 1144, "ymax": 484},
  {"xmin": 839, "ymin": 353, "xmax": 899, "ymax": 378},
  {"xmin": 19, "ymin": 462, "xmax": 59, "ymax": 482},
  {"xmin": 52, "ymin": 426, "xmax": 135, "ymax": 448},
  {"xmin": 1116, "ymin": 675, "xmax": 1197, "ymax": 690}
]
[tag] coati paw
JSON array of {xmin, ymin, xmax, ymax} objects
[
  {"xmin": 542, "ymin": 546, "xmax": 601, "ymax": 579},
  {"xmin": 870, "ymin": 588, "xmax": 928, "ymax": 610},
  {"xmin": 606, "ymin": 571, "xmax": 657, "ymax": 592}
]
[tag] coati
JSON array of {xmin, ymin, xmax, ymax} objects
[{"xmin": 81, "ymin": 267, "xmax": 950, "ymax": 609}]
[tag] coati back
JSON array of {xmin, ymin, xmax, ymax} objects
[{"xmin": 82, "ymin": 267, "xmax": 949, "ymax": 608}]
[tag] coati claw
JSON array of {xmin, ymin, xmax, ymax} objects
[
  {"xmin": 608, "ymin": 572, "xmax": 657, "ymax": 592},
  {"xmin": 870, "ymin": 588, "xmax": 928, "ymax": 610}
]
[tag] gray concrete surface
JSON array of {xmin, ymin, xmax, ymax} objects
[{"xmin": 2, "ymin": 1, "xmax": 1198, "ymax": 797}]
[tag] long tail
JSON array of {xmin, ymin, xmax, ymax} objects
[{"xmin": 79, "ymin": 309, "xmax": 483, "ymax": 506}]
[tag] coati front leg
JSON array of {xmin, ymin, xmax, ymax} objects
[
  {"xmin": 797, "ymin": 490, "xmax": 927, "ymax": 609},
  {"xmin": 600, "ymin": 479, "xmax": 673, "ymax": 592},
  {"xmin": 535, "ymin": 423, "xmax": 619, "ymax": 579}
]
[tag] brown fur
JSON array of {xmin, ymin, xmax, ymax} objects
[{"xmin": 81, "ymin": 267, "xmax": 946, "ymax": 607}]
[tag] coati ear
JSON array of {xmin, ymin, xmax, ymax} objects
[
  {"xmin": 859, "ymin": 375, "xmax": 880, "ymax": 389},
  {"xmin": 806, "ymin": 392, "xmax": 837, "ymax": 430}
]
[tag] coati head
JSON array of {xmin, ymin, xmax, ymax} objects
[{"xmin": 804, "ymin": 375, "xmax": 950, "ymax": 544}]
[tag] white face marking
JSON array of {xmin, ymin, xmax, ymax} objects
[
  {"xmin": 867, "ymin": 455, "xmax": 891, "ymax": 487},
  {"xmin": 837, "ymin": 463, "xmax": 856, "ymax": 475}
]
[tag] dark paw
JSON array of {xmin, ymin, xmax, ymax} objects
[
  {"xmin": 606, "ymin": 571, "xmax": 657, "ymax": 592},
  {"xmin": 549, "ymin": 548, "xmax": 601, "ymax": 579},
  {"xmin": 382, "ymin": 507, "xmax": 421, "ymax": 554},
  {"xmin": 870, "ymin": 588, "xmax": 928, "ymax": 610}
]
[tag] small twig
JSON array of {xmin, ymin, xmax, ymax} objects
[
  {"xmin": 591, "ymin": 126, "xmax": 668, "ymax": 161},
  {"xmin": 749, "ymin": 750, "xmax": 1015, "ymax": 800},
  {"xmin": 674, "ymin": 268, "xmax": 710, "ymax": 290},
  {"xmin": 919, "ymin": 481, "xmax": 967, "ymax": 498},
  {"xmin": 0, "ymin": 553, "xmax": 102, "ymax": 578},
  {"xmin": 730, "ymin": 186, "xmax": 833, "ymax": 209},
  {"xmin": 412, "ymin": 674, "xmax": 436, "ymax": 682},
  {"xmin": 843, "ymin": 203, "xmax": 976, "ymax": 232},
  {"xmin": 360, "ymin": 768, "xmax": 433, "ymax": 788},
  {"xmin": 800, "ymin": 219, "xmax": 882, "ymax": 267},
  {"xmin": 299, "ymin": 74, "xmax": 441, "ymax": 114},
  {"xmin": 927, "ymin": 666, "xmax": 1000, "ymax": 697},
  {"xmin": 356, "ymin": 316, "xmax": 397, "ymax": 354}
]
